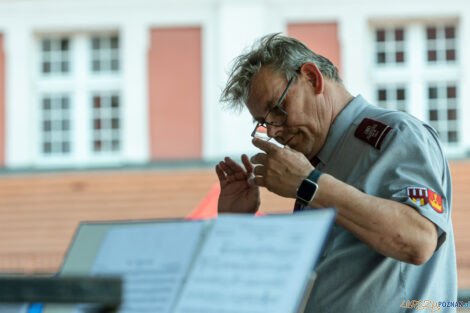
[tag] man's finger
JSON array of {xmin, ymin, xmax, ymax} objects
[
  {"xmin": 252, "ymin": 176, "xmax": 265, "ymax": 187},
  {"xmin": 250, "ymin": 153, "xmax": 268, "ymax": 165},
  {"xmin": 224, "ymin": 157, "xmax": 245, "ymax": 173},
  {"xmin": 241, "ymin": 154, "xmax": 254, "ymax": 175},
  {"xmin": 253, "ymin": 165, "xmax": 266, "ymax": 176},
  {"xmin": 252, "ymin": 137, "xmax": 277, "ymax": 154},
  {"xmin": 215, "ymin": 165, "xmax": 226, "ymax": 182},
  {"xmin": 219, "ymin": 161, "xmax": 234, "ymax": 175}
]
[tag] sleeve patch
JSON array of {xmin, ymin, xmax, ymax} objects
[
  {"xmin": 407, "ymin": 187, "xmax": 443, "ymax": 213},
  {"xmin": 354, "ymin": 118, "xmax": 393, "ymax": 150}
]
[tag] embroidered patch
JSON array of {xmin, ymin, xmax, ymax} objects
[
  {"xmin": 354, "ymin": 118, "xmax": 393, "ymax": 150},
  {"xmin": 427, "ymin": 189, "xmax": 443, "ymax": 213},
  {"xmin": 407, "ymin": 187, "xmax": 444, "ymax": 213},
  {"xmin": 407, "ymin": 187, "xmax": 429, "ymax": 206}
]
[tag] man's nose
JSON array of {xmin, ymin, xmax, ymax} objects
[{"xmin": 266, "ymin": 124, "xmax": 283, "ymax": 139}]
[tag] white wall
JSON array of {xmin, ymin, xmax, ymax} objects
[{"xmin": 0, "ymin": 0, "xmax": 469, "ymax": 168}]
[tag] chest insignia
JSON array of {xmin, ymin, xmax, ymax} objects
[{"xmin": 354, "ymin": 118, "xmax": 393, "ymax": 150}]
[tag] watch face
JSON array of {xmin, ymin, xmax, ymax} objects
[{"xmin": 297, "ymin": 179, "xmax": 318, "ymax": 203}]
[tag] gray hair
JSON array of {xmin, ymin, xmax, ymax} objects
[{"xmin": 220, "ymin": 33, "xmax": 342, "ymax": 111}]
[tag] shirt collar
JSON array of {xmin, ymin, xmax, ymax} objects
[{"xmin": 315, "ymin": 95, "xmax": 369, "ymax": 166}]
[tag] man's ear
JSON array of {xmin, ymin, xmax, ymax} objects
[{"xmin": 299, "ymin": 63, "xmax": 323, "ymax": 95}]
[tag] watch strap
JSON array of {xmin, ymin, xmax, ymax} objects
[{"xmin": 308, "ymin": 168, "xmax": 323, "ymax": 184}]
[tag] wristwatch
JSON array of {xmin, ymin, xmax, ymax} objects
[{"xmin": 296, "ymin": 169, "xmax": 322, "ymax": 206}]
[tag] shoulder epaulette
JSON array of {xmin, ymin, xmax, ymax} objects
[{"xmin": 354, "ymin": 118, "xmax": 393, "ymax": 150}]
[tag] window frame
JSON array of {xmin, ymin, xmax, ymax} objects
[
  {"xmin": 39, "ymin": 36, "xmax": 72, "ymax": 77},
  {"xmin": 375, "ymin": 83, "xmax": 408, "ymax": 112},
  {"xmin": 425, "ymin": 81, "xmax": 460, "ymax": 145},
  {"xmin": 370, "ymin": 20, "xmax": 463, "ymax": 156},
  {"xmin": 374, "ymin": 27, "xmax": 407, "ymax": 67},
  {"xmin": 34, "ymin": 32, "xmax": 123, "ymax": 167}
]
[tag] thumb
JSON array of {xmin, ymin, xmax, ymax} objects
[{"xmin": 247, "ymin": 173, "xmax": 256, "ymax": 186}]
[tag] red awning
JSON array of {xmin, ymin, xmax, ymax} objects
[{"xmin": 186, "ymin": 184, "xmax": 265, "ymax": 220}]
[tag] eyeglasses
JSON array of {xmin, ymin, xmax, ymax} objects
[{"xmin": 251, "ymin": 76, "xmax": 295, "ymax": 138}]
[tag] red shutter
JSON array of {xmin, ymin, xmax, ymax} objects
[
  {"xmin": 288, "ymin": 23, "xmax": 341, "ymax": 75},
  {"xmin": 0, "ymin": 33, "xmax": 5, "ymax": 167},
  {"xmin": 148, "ymin": 27, "xmax": 202, "ymax": 160}
]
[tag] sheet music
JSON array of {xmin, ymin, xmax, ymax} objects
[
  {"xmin": 173, "ymin": 211, "xmax": 334, "ymax": 313},
  {"xmin": 82, "ymin": 222, "xmax": 205, "ymax": 313}
]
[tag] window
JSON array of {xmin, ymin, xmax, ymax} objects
[
  {"xmin": 427, "ymin": 82, "xmax": 459, "ymax": 143},
  {"xmin": 36, "ymin": 33, "xmax": 121, "ymax": 165},
  {"xmin": 371, "ymin": 22, "xmax": 461, "ymax": 154},
  {"xmin": 40, "ymin": 37, "xmax": 70, "ymax": 75},
  {"xmin": 92, "ymin": 92, "xmax": 121, "ymax": 153},
  {"xmin": 376, "ymin": 85, "xmax": 407, "ymax": 112},
  {"xmin": 375, "ymin": 28, "xmax": 406, "ymax": 65},
  {"xmin": 40, "ymin": 94, "xmax": 72, "ymax": 155},
  {"xmin": 426, "ymin": 25, "xmax": 457, "ymax": 63},
  {"xmin": 91, "ymin": 35, "xmax": 120, "ymax": 73}
]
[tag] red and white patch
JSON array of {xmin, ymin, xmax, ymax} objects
[
  {"xmin": 407, "ymin": 187, "xmax": 443, "ymax": 213},
  {"xmin": 427, "ymin": 189, "xmax": 443, "ymax": 213}
]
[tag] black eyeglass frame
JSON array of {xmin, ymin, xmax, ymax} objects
[{"xmin": 251, "ymin": 76, "xmax": 295, "ymax": 138}]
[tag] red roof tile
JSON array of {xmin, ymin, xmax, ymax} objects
[{"xmin": 0, "ymin": 161, "xmax": 469, "ymax": 288}]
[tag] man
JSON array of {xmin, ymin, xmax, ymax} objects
[{"xmin": 215, "ymin": 33, "xmax": 457, "ymax": 312}]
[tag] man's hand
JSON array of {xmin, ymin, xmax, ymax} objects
[
  {"xmin": 251, "ymin": 138, "xmax": 314, "ymax": 198},
  {"xmin": 215, "ymin": 155, "xmax": 260, "ymax": 214}
]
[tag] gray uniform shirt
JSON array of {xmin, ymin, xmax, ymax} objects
[{"xmin": 304, "ymin": 95, "xmax": 457, "ymax": 313}]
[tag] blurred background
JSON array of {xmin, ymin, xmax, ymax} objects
[{"xmin": 0, "ymin": 0, "xmax": 469, "ymax": 295}]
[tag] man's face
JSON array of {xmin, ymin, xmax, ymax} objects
[{"xmin": 246, "ymin": 65, "xmax": 331, "ymax": 160}]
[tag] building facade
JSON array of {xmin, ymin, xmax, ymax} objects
[
  {"xmin": 0, "ymin": 0, "xmax": 470, "ymax": 286},
  {"xmin": 0, "ymin": 0, "xmax": 469, "ymax": 170}
]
